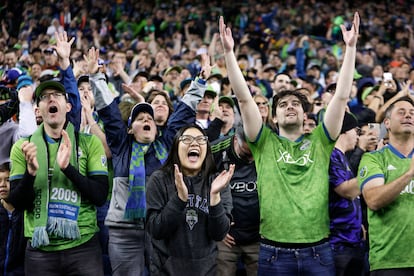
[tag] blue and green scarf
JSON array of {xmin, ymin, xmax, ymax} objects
[
  {"xmin": 125, "ymin": 140, "xmax": 167, "ymax": 220},
  {"xmin": 30, "ymin": 122, "xmax": 80, "ymax": 248}
]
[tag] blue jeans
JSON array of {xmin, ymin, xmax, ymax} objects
[
  {"xmin": 108, "ymin": 227, "xmax": 145, "ymax": 276},
  {"xmin": 25, "ymin": 234, "xmax": 103, "ymax": 276},
  {"xmin": 258, "ymin": 242, "xmax": 335, "ymax": 276}
]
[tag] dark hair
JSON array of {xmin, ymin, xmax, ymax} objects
[
  {"xmin": 0, "ymin": 162, "xmax": 10, "ymax": 172},
  {"xmin": 384, "ymin": 96, "xmax": 414, "ymax": 119},
  {"xmin": 146, "ymin": 90, "xmax": 174, "ymax": 119},
  {"xmin": 272, "ymin": 89, "xmax": 311, "ymax": 117},
  {"xmin": 272, "ymin": 72, "xmax": 291, "ymax": 82},
  {"xmin": 161, "ymin": 124, "xmax": 216, "ymax": 179}
]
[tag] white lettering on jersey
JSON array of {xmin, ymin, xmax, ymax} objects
[
  {"xmin": 401, "ymin": 180, "xmax": 414, "ymax": 195},
  {"xmin": 186, "ymin": 194, "xmax": 209, "ymax": 213},
  {"xmin": 277, "ymin": 150, "xmax": 314, "ymax": 166},
  {"xmin": 230, "ymin": 181, "xmax": 257, "ymax": 193}
]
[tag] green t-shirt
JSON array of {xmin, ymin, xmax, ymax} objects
[
  {"xmin": 10, "ymin": 132, "xmax": 108, "ymax": 251},
  {"xmin": 248, "ymin": 125, "xmax": 335, "ymax": 243},
  {"xmin": 358, "ymin": 145, "xmax": 414, "ymax": 271}
]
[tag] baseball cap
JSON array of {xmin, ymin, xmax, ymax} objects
[
  {"xmin": 16, "ymin": 74, "xmax": 33, "ymax": 90},
  {"xmin": 204, "ymin": 84, "xmax": 217, "ymax": 98},
  {"xmin": 128, "ymin": 102, "xmax": 154, "ymax": 127},
  {"xmin": 77, "ymin": 75, "xmax": 89, "ymax": 86},
  {"xmin": 361, "ymin": 85, "xmax": 380, "ymax": 101},
  {"xmin": 219, "ymin": 96, "xmax": 235, "ymax": 108},
  {"xmin": 6, "ymin": 68, "xmax": 22, "ymax": 83},
  {"xmin": 163, "ymin": 66, "xmax": 182, "ymax": 76},
  {"xmin": 180, "ymin": 78, "xmax": 192, "ymax": 90},
  {"xmin": 341, "ymin": 112, "xmax": 358, "ymax": 134},
  {"xmin": 35, "ymin": 80, "xmax": 66, "ymax": 102}
]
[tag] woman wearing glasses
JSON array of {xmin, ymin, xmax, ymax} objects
[{"xmin": 146, "ymin": 124, "xmax": 235, "ymax": 276}]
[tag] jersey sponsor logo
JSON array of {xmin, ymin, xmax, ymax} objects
[
  {"xmin": 401, "ymin": 180, "xmax": 414, "ymax": 195},
  {"xmin": 230, "ymin": 181, "xmax": 257, "ymax": 193},
  {"xmin": 277, "ymin": 149, "xmax": 314, "ymax": 166},
  {"xmin": 387, "ymin": 164, "xmax": 396, "ymax": 171},
  {"xmin": 359, "ymin": 166, "xmax": 368, "ymax": 178}
]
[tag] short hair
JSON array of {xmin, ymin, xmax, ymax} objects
[
  {"xmin": 273, "ymin": 72, "xmax": 291, "ymax": 82},
  {"xmin": 384, "ymin": 96, "xmax": 414, "ymax": 119},
  {"xmin": 272, "ymin": 89, "xmax": 311, "ymax": 117},
  {"xmin": 0, "ymin": 162, "xmax": 10, "ymax": 172}
]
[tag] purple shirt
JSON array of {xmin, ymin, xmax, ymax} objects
[{"xmin": 329, "ymin": 148, "xmax": 363, "ymax": 246}]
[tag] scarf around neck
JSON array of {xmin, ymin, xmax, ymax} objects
[
  {"xmin": 29, "ymin": 122, "xmax": 80, "ymax": 248},
  {"xmin": 125, "ymin": 140, "xmax": 167, "ymax": 220}
]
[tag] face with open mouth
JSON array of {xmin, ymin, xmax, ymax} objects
[
  {"xmin": 130, "ymin": 112, "xmax": 157, "ymax": 143},
  {"xmin": 275, "ymin": 95, "xmax": 304, "ymax": 128},
  {"xmin": 38, "ymin": 89, "xmax": 71, "ymax": 128},
  {"xmin": 178, "ymin": 127, "xmax": 207, "ymax": 176}
]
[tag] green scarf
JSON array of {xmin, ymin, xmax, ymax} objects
[
  {"xmin": 30, "ymin": 122, "xmax": 80, "ymax": 248},
  {"xmin": 124, "ymin": 140, "xmax": 167, "ymax": 220}
]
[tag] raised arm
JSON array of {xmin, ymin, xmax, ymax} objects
[
  {"xmin": 324, "ymin": 12, "xmax": 359, "ymax": 139},
  {"xmin": 219, "ymin": 16, "xmax": 262, "ymax": 142}
]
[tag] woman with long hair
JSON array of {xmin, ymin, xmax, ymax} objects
[{"xmin": 146, "ymin": 124, "xmax": 234, "ymax": 275}]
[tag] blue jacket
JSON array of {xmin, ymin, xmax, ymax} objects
[{"xmin": 90, "ymin": 73, "xmax": 206, "ymax": 228}]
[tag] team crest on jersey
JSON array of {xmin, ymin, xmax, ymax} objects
[
  {"xmin": 186, "ymin": 209, "xmax": 198, "ymax": 230},
  {"xmin": 359, "ymin": 166, "xmax": 368, "ymax": 178},
  {"xmin": 300, "ymin": 139, "xmax": 312, "ymax": 151},
  {"xmin": 101, "ymin": 155, "xmax": 107, "ymax": 167}
]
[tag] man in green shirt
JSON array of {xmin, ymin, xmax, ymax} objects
[
  {"xmin": 8, "ymin": 79, "xmax": 109, "ymax": 275},
  {"xmin": 219, "ymin": 12, "xmax": 359, "ymax": 275},
  {"xmin": 358, "ymin": 96, "xmax": 414, "ymax": 275}
]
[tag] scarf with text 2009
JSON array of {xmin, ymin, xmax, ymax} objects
[
  {"xmin": 125, "ymin": 140, "xmax": 167, "ymax": 220},
  {"xmin": 30, "ymin": 122, "xmax": 80, "ymax": 248}
]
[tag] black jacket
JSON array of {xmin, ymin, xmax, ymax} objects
[{"xmin": 0, "ymin": 206, "xmax": 26, "ymax": 275}]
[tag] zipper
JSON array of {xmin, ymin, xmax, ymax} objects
[{"xmin": 4, "ymin": 214, "xmax": 12, "ymax": 276}]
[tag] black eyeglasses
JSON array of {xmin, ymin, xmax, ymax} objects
[
  {"xmin": 39, "ymin": 92, "xmax": 65, "ymax": 101},
  {"xmin": 179, "ymin": 135, "xmax": 208, "ymax": 145},
  {"xmin": 256, "ymin": 101, "xmax": 268, "ymax": 106}
]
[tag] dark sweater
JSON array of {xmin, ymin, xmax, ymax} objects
[{"xmin": 146, "ymin": 170, "xmax": 232, "ymax": 276}]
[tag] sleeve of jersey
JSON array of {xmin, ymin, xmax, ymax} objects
[
  {"xmin": 247, "ymin": 124, "xmax": 267, "ymax": 158},
  {"xmin": 329, "ymin": 149, "xmax": 350, "ymax": 188},
  {"xmin": 9, "ymin": 139, "xmax": 28, "ymax": 181},
  {"xmin": 86, "ymin": 135, "xmax": 109, "ymax": 176},
  {"xmin": 357, "ymin": 152, "xmax": 384, "ymax": 191}
]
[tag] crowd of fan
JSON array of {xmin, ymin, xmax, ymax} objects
[{"xmin": 1, "ymin": 1, "xmax": 414, "ymax": 275}]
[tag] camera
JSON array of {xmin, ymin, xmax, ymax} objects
[{"xmin": 0, "ymin": 86, "xmax": 17, "ymax": 101}]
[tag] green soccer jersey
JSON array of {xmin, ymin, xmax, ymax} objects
[
  {"xmin": 358, "ymin": 145, "xmax": 414, "ymax": 271},
  {"xmin": 10, "ymin": 132, "xmax": 108, "ymax": 251},
  {"xmin": 248, "ymin": 125, "xmax": 335, "ymax": 243}
]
